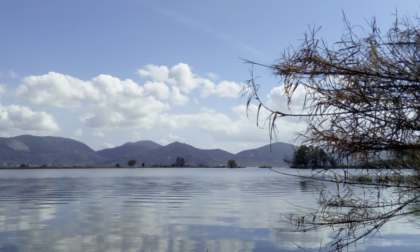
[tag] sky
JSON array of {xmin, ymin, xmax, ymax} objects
[{"xmin": 0, "ymin": 0, "xmax": 419, "ymax": 153}]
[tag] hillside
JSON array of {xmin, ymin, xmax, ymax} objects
[
  {"xmin": 234, "ymin": 142, "xmax": 296, "ymax": 167},
  {"xmin": 96, "ymin": 141, "xmax": 234, "ymax": 166},
  {"xmin": 0, "ymin": 135, "xmax": 296, "ymax": 167},
  {"xmin": 97, "ymin": 140, "xmax": 161, "ymax": 160},
  {"xmin": 96, "ymin": 141, "xmax": 295, "ymax": 167},
  {"xmin": 0, "ymin": 135, "xmax": 104, "ymax": 166}
]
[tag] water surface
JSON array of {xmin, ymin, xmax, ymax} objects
[{"xmin": 0, "ymin": 168, "xmax": 418, "ymax": 252}]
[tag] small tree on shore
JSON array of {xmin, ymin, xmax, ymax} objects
[
  {"xmin": 175, "ymin": 157, "xmax": 185, "ymax": 167},
  {"xmin": 227, "ymin": 159, "xmax": 238, "ymax": 168},
  {"xmin": 127, "ymin": 160, "xmax": 136, "ymax": 166}
]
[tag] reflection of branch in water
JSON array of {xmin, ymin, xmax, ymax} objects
[{"xmin": 270, "ymin": 166, "xmax": 420, "ymax": 251}]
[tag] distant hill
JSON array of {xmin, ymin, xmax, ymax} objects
[
  {"xmin": 97, "ymin": 140, "xmax": 161, "ymax": 160},
  {"xmin": 0, "ymin": 135, "xmax": 296, "ymax": 167},
  {"xmin": 0, "ymin": 135, "xmax": 104, "ymax": 166},
  {"xmin": 96, "ymin": 141, "xmax": 295, "ymax": 167},
  {"xmin": 96, "ymin": 141, "xmax": 234, "ymax": 167},
  {"xmin": 234, "ymin": 142, "xmax": 296, "ymax": 167}
]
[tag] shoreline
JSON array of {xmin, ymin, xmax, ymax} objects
[{"xmin": 0, "ymin": 166, "xmax": 248, "ymax": 170}]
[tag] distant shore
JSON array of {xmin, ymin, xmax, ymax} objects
[{"xmin": 0, "ymin": 165, "xmax": 248, "ymax": 169}]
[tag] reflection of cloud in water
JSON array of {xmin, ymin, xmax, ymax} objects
[
  {"xmin": 0, "ymin": 168, "xmax": 418, "ymax": 251},
  {"xmin": 0, "ymin": 204, "xmax": 56, "ymax": 232},
  {"xmin": 50, "ymin": 235, "xmax": 255, "ymax": 252},
  {"xmin": 270, "ymin": 228, "xmax": 333, "ymax": 251}
]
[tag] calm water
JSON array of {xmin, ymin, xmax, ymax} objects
[{"xmin": 0, "ymin": 168, "xmax": 418, "ymax": 252}]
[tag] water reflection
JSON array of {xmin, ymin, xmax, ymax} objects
[{"xmin": 0, "ymin": 168, "xmax": 417, "ymax": 251}]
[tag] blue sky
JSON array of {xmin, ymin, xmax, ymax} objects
[{"xmin": 0, "ymin": 0, "xmax": 418, "ymax": 153}]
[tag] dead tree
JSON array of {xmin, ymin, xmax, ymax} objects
[{"xmin": 242, "ymin": 13, "xmax": 420, "ymax": 251}]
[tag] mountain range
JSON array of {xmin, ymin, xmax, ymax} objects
[{"xmin": 0, "ymin": 135, "xmax": 296, "ymax": 167}]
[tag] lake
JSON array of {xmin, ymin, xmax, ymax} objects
[{"xmin": 0, "ymin": 168, "xmax": 418, "ymax": 252}]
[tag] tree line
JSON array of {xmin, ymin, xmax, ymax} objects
[
  {"xmin": 118, "ymin": 157, "xmax": 186, "ymax": 167},
  {"xmin": 284, "ymin": 145, "xmax": 337, "ymax": 168}
]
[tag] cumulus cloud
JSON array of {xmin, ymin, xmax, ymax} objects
[
  {"xmin": 143, "ymin": 81, "xmax": 189, "ymax": 105},
  {"xmin": 138, "ymin": 63, "xmax": 242, "ymax": 97},
  {"xmin": 159, "ymin": 133, "xmax": 185, "ymax": 145},
  {"xmin": 0, "ymin": 84, "xmax": 7, "ymax": 97},
  {"xmin": 16, "ymin": 72, "xmax": 99, "ymax": 109},
  {"xmin": 154, "ymin": 103, "xmax": 306, "ymax": 143},
  {"xmin": 139, "ymin": 63, "xmax": 199, "ymax": 93},
  {"xmin": 207, "ymin": 72, "xmax": 218, "ymax": 80},
  {"xmin": 144, "ymin": 81, "xmax": 170, "ymax": 100},
  {"xmin": 167, "ymin": 63, "xmax": 200, "ymax": 93},
  {"xmin": 154, "ymin": 105, "xmax": 264, "ymax": 142},
  {"xmin": 169, "ymin": 86, "xmax": 189, "ymax": 105},
  {"xmin": 93, "ymin": 131, "xmax": 104, "ymax": 137},
  {"xmin": 73, "ymin": 129, "xmax": 82, "ymax": 137},
  {"xmin": 101, "ymin": 142, "xmax": 115, "ymax": 149},
  {"xmin": 265, "ymin": 85, "xmax": 312, "ymax": 138},
  {"xmin": 15, "ymin": 72, "xmax": 177, "ymax": 130},
  {"xmin": 201, "ymin": 80, "xmax": 242, "ymax": 98},
  {"xmin": 0, "ymin": 103, "xmax": 59, "ymax": 133},
  {"xmin": 267, "ymin": 85, "xmax": 306, "ymax": 114},
  {"xmin": 200, "ymin": 107, "xmax": 216, "ymax": 114},
  {"xmin": 138, "ymin": 64, "xmax": 170, "ymax": 82},
  {"xmin": 12, "ymin": 66, "xmax": 258, "ymax": 136}
]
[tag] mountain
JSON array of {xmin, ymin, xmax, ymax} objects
[
  {"xmin": 96, "ymin": 141, "xmax": 234, "ymax": 166},
  {"xmin": 96, "ymin": 140, "xmax": 161, "ymax": 160},
  {"xmin": 0, "ymin": 135, "xmax": 104, "ymax": 165},
  {"xmin": 0, "ymin": 135, "xmax": 296, "ymax": 167},
  {"xmin": 96, "ymin": 141, "xmax": 295, "ymax": 167},
  {"xmin": 234, "ymin": 142, "xmax": 296, "ymax": 167}
]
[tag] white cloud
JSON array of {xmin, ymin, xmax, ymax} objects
[
  {"xmin": 93, "ymin": 131, "xmax": 104, "ymax": 137},
  {"xmin": 139, "ymin": 63, "xmax": 242, "ymax": 98},
  {"xmin": 159, "ymin": 133, "xmax": 185, "ymax": 145},
  {"xmin": 9, "ymin": 70, "xmax": 18, "ymax": 78},
  {"xmin": 16, "ymin": 72, "xmax": 99, "ymax": 109},
  {"xmin": 16, "ymin": 72, "xmax": 172, "ymax": 130},
  {"xmin": 80, "ymin": 97, "xmax": 167, "ymax": 130},
  {"xmin": 13, "ymin": 68, "xmax": 194, "ymax": 130},
  {"xmin": 0, "ymin": 84, "xmax": 7, "ymax": 97},
  {"xmin": 101, "ymin": 142, "xmax": 115, "ymax": 149},
  {"xmin": 200, "ymin": 107, "xmax": 216, "ymax": 114},
  {"xmin": 138, "ymin": 64, "xmax": 169, "ymax": 82},
  {"xmin": 265, "ymin": 86, "xmax": 310, "ymax": 139},
  {"xmin": 201, "ymin": 80, "xmax": 242, "ymax": 98},
  {"xmin": 169, "ymin": 86, "xmax": 189, "ymax": 106},
  {"xmin": 155, "ymin": 104, "xmax": 306, "ymax": 143},
  {"xmin": 139, "ymin": 63, "xmax": 202, "ymax": 93},
  {"xmin": 144, "ymin": 81, "xmax": 170, "ymax": 100},
  {"xmin": 73, "ymin": 129, "xmax": 82, "ymax": 137},
  {"xmin": 207, "ymin": 72, "xmax": 218, "ymax": 80},
  {"xmin": 155, "ymin": 106, "xmax": 265, "ymax": 142},
  {"xmin": 167, "ymin": 63, "xmax": 200, "ymax": 93},
  {"xmin": 0, "ymin": 103, "xmax": 59, "ymax": 133},
  {"xmin": 131, "ymin": 131, "xmax": 142, "ymax": 141},
  {"xmin": 267, "ymin": 85, "xmax": 306, "ymax": 114},
  {"xmin": 12, "ymin": 67, "xmax": 289, "ymax": 139}
]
